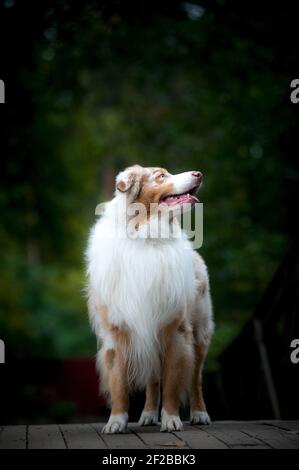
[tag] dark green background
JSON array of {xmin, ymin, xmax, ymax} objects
[{"xmin": 1, "ymin": 0, "xmax": 298, "ymax": 391}]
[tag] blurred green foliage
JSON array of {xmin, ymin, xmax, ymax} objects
[{"xmin": 1, "ymin": 0, "xmax": 298, "ymax": 367}]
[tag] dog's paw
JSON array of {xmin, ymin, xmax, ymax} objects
[
  {"xmin": 138, "ymin": 410, "xmax": 159, "ymax": 426},
  {"xmin": 101, "ymin": 413, "xmax": 128, "ymax": 434},
  {"xmin": 190, "ymin": 410, "xmax": 211, "ymax": 425},
  {"xmin": 160, "ymin": 409, "xmax": 183, "ymax": 432}
]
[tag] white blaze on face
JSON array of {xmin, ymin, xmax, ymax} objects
[
  {"xmin": 171, "ymin": 171, "xmax": 197, "ymax": 194},
  {"xmin": 161, "ymin": 171, "xmax": 201, "ymax": 207}
]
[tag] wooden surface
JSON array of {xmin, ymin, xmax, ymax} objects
[{"xmin": 0, "ymin": 421, "xmax": 299, "ymax": 449}]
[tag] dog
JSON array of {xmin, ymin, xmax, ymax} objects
[{"xmin": 86, "ymin": 165, "xmax": 214, "ymax": 433}]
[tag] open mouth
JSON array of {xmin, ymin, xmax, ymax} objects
[{"xmin": 160, "ymin": 185, "xmax": 200, "ymax": 207}]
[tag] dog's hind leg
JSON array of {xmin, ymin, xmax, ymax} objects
[{"xmin": 138, "ymin": 380, "xmax": 160, "ymax": 426}]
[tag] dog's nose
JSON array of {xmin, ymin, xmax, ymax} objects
[{"xmin": 192, "ymin": 171, "xmax": 202, "ymax": 180}]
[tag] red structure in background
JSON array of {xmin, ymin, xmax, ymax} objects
[{"xmin": 57, "ymin": 358, "xmax": 106, "ymax": 417}]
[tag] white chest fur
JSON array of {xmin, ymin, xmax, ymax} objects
[{"xmin": 87, "ymin": 218, "xmax": 196, "ymax": 330}]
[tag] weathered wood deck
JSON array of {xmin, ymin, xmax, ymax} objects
[{"xmin": 1, "ymin": 421, "xmax": 299, "ymax": 449}]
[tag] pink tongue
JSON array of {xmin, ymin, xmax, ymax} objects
[{"xmin": 163, "ymin": 194, "xmax": 199, "ymax": 206}]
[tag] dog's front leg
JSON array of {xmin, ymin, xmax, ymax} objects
[
  {"xmin": 160, "ymin": 321, "xmax": 193, "ymax": 432},
  {"xmin": 139, "ymin": 380, "xmax": 160, "ymax": 426},
  {"xmin": 101, "ymin": 348, "xmax": 129, "ymax": 434}
]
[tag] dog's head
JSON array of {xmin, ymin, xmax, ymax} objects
[{"xmin": 115, "ymin": 165, "xmax": 202, "ymax": 212}]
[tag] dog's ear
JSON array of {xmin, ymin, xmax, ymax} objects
[{"xmin": 116, "ymin": 166, "xmax": 143, "ymax": 199}]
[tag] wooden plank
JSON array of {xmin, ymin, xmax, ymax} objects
[
  {"xmin": 191, "ymin": 423, "xmax": 271, "ymax": 448},
  {"xmin": 0, "ymin": 425, "xmax": 26, "ymax": 449},
  {"xmin": 60, "ymin": 424, "xmax": 107, "ymax": 449},
  {"xmin": 213, "ymin": 420, "xmax": 263, "ymax": 425},
  {"xmin": 209, "ymin": 421, "xmax": 299, "ymax": 449},
  {"xmin": 129, "ymin": 423, "xmax": 187, "ymax": 449},
  {"xmin": 174, "ymin": 429, "xmax": 228, "ymax": 449},
  {"xmin": 231, "ymin": 444, "xmax": 269, "ymax": 449},
  {"xmin": 94, "ymin": 424, "xmax": 146, "ymax": 449},
  {"xmin": 201, "ymin": 422, "xmax": 272, "ymax": 446},
  {"xmin": 28, "ymin": 425, "xmax": 66, "ymax": 449},
  {"xmin": 263, "ymin": 420, "xmax": 299, "ymax": 432},
  {"xmin": 243, "ymin": 424, "xmax": 299, "ymax": 449}
]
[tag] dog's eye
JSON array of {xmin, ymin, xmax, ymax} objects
[{"xmin": 159, "ymin": 173, "xmax": 166, "ymax": 179}]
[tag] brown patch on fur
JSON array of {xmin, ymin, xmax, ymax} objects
[
  {"xmin": 108, "ymin": 350, "xmax": 129, "ymax": 415},
  {"xmin": 144, "ymin": 381, "xmax": 160, "ymax": 412},
  {"xmin": 105, "ymin": 348, "xmax": 115, "ymax": 370},
  {"xmin": 160, "ymin": 317, "xmax": 181, "ymax": 343},
  {"xmin": 98, "ymin": 305, "xmax": 130, "ymax": 415},
  {"xmin": 136, "ymin": 181, "xmax": 173, "ymax": 210},
  {"xmin": 116, "ymin": 180, "xmax": 127, "ymax": 192},
  {"xmin": 160, "ymin": 317, "xmax": 194, "ymax": 416}
]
